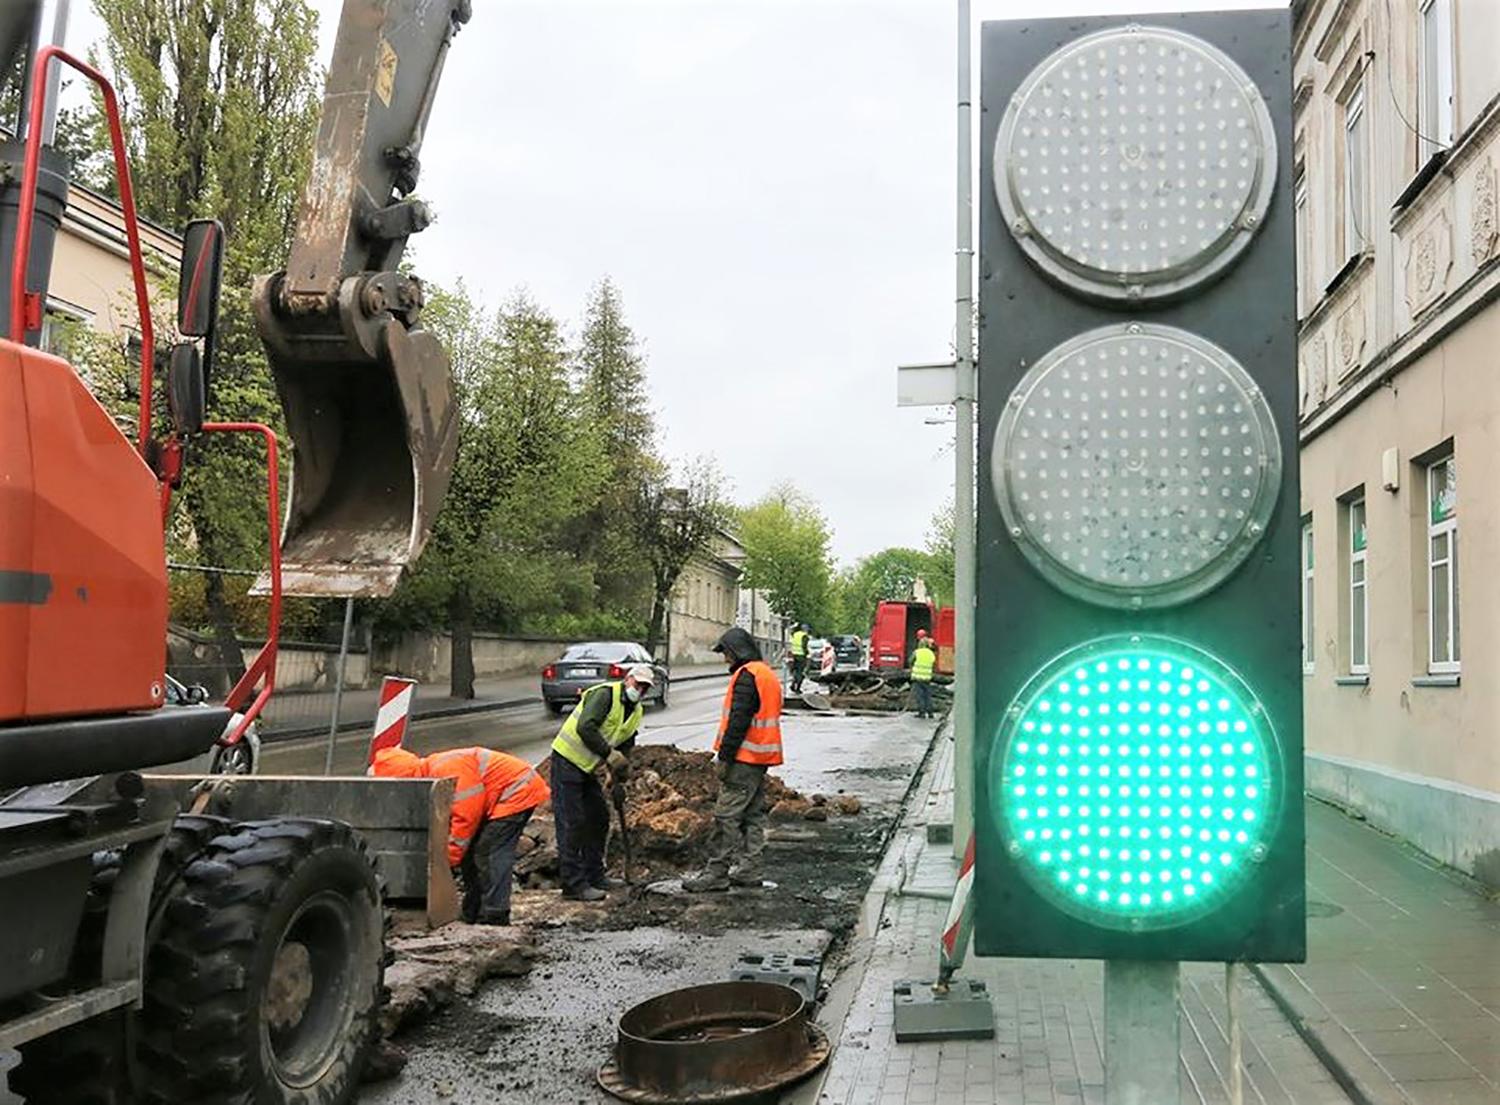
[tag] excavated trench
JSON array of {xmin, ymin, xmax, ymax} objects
[{"xmin": 363, "ymin": 714, "xmax": 937, "ymax": 1104}]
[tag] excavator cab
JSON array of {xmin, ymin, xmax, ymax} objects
[{"xmin": 250, "ymin": 0, "xmax": 468, "ymax": 597}]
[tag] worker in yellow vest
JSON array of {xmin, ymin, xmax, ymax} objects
[
  {"xmin": 684, "ymin": 627, "xmax": 785, "ymax": 892},
  {"xmin": 788, "ymin": 623, "xmax": 811, "ymax": 693},
  {"xmin": 910, "ymin": 630, "xmax": 938, "ymax": 719},
  {"xmin": 549, "ymin": 664, "xmax": 655, "ymax": 901}
]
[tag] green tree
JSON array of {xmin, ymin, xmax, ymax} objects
[
  {"xmin": 392, "ymin": 288, "xmax": 607, "ymax": 697},
  {"xmin": 570, "ymin": 277, "xmax": 658, "ymax": 617},
  {"xmin": 840, "ymin": 547, "xmax": 938, "ymax": 635},
  {"xmin": 738, "ymin": 484, "xmax": 836, "ymax": 632},
  {"xmin": 924, "ymin": 500, "xmax": 956, "ymax": 612},
  {"xmin": 77, "ymin": 0, "xmax": 324, "ymax": 681},
  {"xmin": 631, "ymin": 457, "xmax": 732, "ymax": 654}
]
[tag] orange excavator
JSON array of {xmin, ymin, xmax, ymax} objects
[{"xmin": 0, "ymin": 2, "xmax": 466, "ymax": 1101}]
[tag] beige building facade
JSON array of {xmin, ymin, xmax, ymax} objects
[
  {"xmin": 1294, "ymin": 0, "xmax": 1500, "ymax": 884},
  {"xmin": 43, "ymin": 181, "xmax": 181, "ymax": 356}
]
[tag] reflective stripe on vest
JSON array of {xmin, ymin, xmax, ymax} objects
[
  {"xmin": 714, "ymin": 660, "xmax": 784, "ymax": 766},
  {"xmin": 552, "ymin": 682, "xmax": 643, "ymax": 772},
  {"xmin": 497, "ymin": 768, "xmax": 539, "ymax": 804}
]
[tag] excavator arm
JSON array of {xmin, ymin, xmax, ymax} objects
[{"xmin": 251, "ymin": 0, "xmax": 470, "ymax": 597}]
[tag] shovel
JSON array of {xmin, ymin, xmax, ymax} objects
[{"xmin": 610, "ymin": 774, "xmax": 635, "ymax": 886}]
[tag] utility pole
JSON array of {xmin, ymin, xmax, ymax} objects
[{"xmin": 952, "ymin": 0, "xmax": 976, "ymax": 860}]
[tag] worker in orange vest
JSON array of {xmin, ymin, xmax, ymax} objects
[
  {"xmin": 372, "ymin": 745, "xmax": 549, "ymax": 925},
  {"xmin": 684, "ymin": 626, "xmax": 785, "ymax": 892}
]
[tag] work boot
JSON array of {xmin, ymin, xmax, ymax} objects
[
  {"xmin": 728, "ymin": 866, "xmax": 763, "ymax": 888},
  {"xmin": 682, "ymin": 868, "xmax": 731, "ymax": 893},
  {"xmin": 477, "ymin": 911, "xmax": 511, "ymax": 926},
  {"xmin": 591, "ymin": 876, "xmax": 628, "ymax": 891},
  {"xmin": 562, "ymin": 886, "xmax": 607, "ymax": 902}
]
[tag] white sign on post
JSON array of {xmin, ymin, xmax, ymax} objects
[{"xmin": 896, "ymin": 361, "xmax": 959, "ymax": 407}]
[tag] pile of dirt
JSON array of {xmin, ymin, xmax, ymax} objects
[{"xmin": 513, "ymin": 745, "xmax": 862, "ymax": 889}]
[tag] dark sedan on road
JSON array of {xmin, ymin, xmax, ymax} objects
[
  {"xmin": 541, "ymin": 641, "xmax": 669, "ymax": 715},
  {"xmin": 831, "ymin": 634, "xmax": 864, "ymax": 668}
]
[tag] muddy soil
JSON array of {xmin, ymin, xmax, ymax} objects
[
  {"xmin": 361, "ymin": 928, "xmax": 832, "ymax": 1105},
  {"xmin": 363, "ymin": 713, "xmax": 937, "ymax": 1105}
]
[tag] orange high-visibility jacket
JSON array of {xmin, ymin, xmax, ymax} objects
[
  {"xmin": 714, "ymin": 660, "xmax": 785, "ymax": 766},
  {"xmin": 372, "ymin": 746, "xmax": 549, "ymax": 866}
]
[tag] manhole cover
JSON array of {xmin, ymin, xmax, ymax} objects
[{"xmin": 1307, "ymin": 900, "xmax": 1343, "ymax": 919}]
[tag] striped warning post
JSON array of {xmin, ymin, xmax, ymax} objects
[
  {"xmin": 939, "ymin": 830, "xmax": 977, "ymax": 972},
  {"xmin": 368, "ymin": 676, "xmax": 418, "ymax": 764}
]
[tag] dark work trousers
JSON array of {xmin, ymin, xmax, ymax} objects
[
  {"xmin": 912, "ymin": 680, "xmax": 933, "ymax": 718},
  {"xmin": 550, "ymin": 751, "xmax": 610, "ymax": 894},
  {"xmin": 705, "ymin": 761, "xmax": 769, "ymax": 877},
  {"xmin": 460, "ymin": 807, "xmax": 534, "ymax": 922},
  {"xmin": 790, "ymin": 656, "xmax": 807, "ymax": 692}
]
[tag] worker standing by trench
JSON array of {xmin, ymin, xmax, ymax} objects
[
  {"xmin": 910, "ymin": 629, "xmax": 937, "ymax": 719},
  {"xmin": 684, "ymin": 627, "xmax": 785, "ymax": 892},
  {"xmin": 788, "ymin": 623, "xmax": 811, "ymax": 693},
  {"xmin": 549, "ymin": 665, "xmax": 656, "ymax": 901}
]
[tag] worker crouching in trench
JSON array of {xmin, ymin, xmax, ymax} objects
[{"xmin": 373, "ymin": 745, "xmax": 549, "ymax": 925}]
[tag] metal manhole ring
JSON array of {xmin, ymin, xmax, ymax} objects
[{"xmin": 597, "ymin": 1023, "xmax": 830, "ymax": 1105}]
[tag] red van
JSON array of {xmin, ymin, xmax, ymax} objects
[
  {"xmin": 869, "ymin": 600, "xmax": 935, "ymax": 669},
  {"xmin": 934, "ymin": 605, "xmax": 955, "ymax": 675}
]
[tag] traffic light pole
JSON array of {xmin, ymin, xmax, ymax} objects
[
  {"xmin": 951, "ymin": 0, "xmax": 975, "ymax": 862},
  {"xmin": 1104, "ymin": 961, "xmax": 1181, "ymax": 1105}
]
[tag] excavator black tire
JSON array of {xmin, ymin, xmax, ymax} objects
[
  {"xmin": 12, "ymin": 814, "xmax": 232, "ymax": 1105},
  {"xmin": 137, "ymin": 818, "xmax": 386, "ymax": 1105}
]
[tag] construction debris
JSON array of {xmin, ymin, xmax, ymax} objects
[
  {"xmin": 382, "ymin": 922, "xmax": 540, "ymax": 1037},
  {"xmin": 817, "ymin": 669, "xmax": 954, "ymax": 713},
  {"xmin": 514, "ymin": 746, "xmax": 861, "ymax": 888}
]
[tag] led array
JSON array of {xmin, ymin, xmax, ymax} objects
[
  {"xmin": 996, "ymin": 639, "xmax": 1274, "ymax": 929},
  {"xmin": 995, "ymin": 26, "xmax": 1275, "ymax": 302},
  {"xmin": 994, "ymin": 323, "xmax": 1280, "ymax": 607}
]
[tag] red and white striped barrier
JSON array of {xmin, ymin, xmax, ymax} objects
[
  {"xmin": 368, "ymin": 676, "xmax": 418, "ymax": 764},
  {"xmin": 819, "ymin": 644, "xmax": 836, "ymax": 676},
  {"xmin": 939, "ymin": 830, "xmax": 976, "ymax": 970}
]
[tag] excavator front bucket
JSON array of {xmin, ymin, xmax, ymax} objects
[{"xmin": 253, "ymin": 296, "xmax": 458, "ymax": 598}]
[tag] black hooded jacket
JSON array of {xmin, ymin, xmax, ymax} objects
[{"xmin": 713, "ymin": 627, "xmax": 762, "ymax": 764}]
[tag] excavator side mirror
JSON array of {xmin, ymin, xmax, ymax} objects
[
  {"xmin": 167, "ymin": 343, "xmax": 205, "ymax": 436},
  {"xmin": 177, "ymin": 219, "xmax": 225, "ymax": 379}
]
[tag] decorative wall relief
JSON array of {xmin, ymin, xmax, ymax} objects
[
  {"xmin": 1472, "ymin": 158, "xmax": 1498, "ymax": 268},
  {"xmin": 1405, "ymin": 210, "xmax": 1453, "ymax": 317},
  {"xmin": 1336, "ymin": 300, "xmax": 1365, "ymax": 378}
]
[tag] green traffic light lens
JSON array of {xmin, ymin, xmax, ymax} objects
[{"xmin": 994, "ymin": 635, "xmax": 1278, "ymax": 931}]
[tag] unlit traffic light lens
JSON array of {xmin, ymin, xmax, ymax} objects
[
  {"xmin": 995, "ymin": 635, "xmax": 1276, "ymax": 931},
  {"xmin": 993, "ymin": 25, "xmax": 1277, "ymax": 304},
  {"xmin": 992, "ymin": 323, "xmax": 1282, "ymax": 610}
]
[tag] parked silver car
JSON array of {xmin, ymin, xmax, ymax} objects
[
  {"xmin": 165, "ymin": 673, "xmax": 261, "ymax": 775},
  {"xmin": 541, "ymin": 642, "xmax": 669, "ymax": 715}
]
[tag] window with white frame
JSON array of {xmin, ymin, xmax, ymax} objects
[
  {"xmin": 1418, "ymin": 0, "xmax": 1455, "ymax": 163},
  {"xmin": 1427, "ymin": 455, "xmax": 1459, "ymax": 672},
  {"xmin": 1301, "ymin": 520, "xmax": 1315, "ymax": 673},
  {"xmin": 1294, "ymin": 166, "xmax": 1310, "ymax": 315},
  {"xmin": 1348, "ymin": 498, "xmax": 1369, "ymax": 674},
  {"xmin": 1344, "ymin": 86, "xmax": 1368, "ymax": 262}
]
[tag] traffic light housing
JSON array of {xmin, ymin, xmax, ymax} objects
[{"xmin": 974, "ymin": 10, "xmax": 1304, "ymax": 963}]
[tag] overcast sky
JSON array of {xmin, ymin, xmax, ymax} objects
[{"xmin": 69, "ymin": 0, "xmax": 1286, "ymax": 565}]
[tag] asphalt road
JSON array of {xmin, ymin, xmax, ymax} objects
[{"xmin": 259, "ymin": 674, "xmax": 732, "ymax": 775}]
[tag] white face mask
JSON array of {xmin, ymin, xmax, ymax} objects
[{"xmin": 623, "ymin": 684, "xmax": 642, "ymax": 704}]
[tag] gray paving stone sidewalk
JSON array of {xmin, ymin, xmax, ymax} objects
[
  {"xmin": 1256, "ymin": 799, "xmax": 1500, "ymax": 1105},
  {"xmin": 804, "ymin": 736, "xmax": 1351, "ymax": 1105}
]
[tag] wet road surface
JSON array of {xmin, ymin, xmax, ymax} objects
[{"xmin": 260, "ymin": 675, "xmax": 732, "ymax": 775}]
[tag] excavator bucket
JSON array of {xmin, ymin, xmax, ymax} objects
[
  {"xmin": 255, "ymin": 305, "xmax": 458, "ymax": 598},
  {"xmin": 249, "ymin": 0, "xmax": 470, "ymax": 598}
]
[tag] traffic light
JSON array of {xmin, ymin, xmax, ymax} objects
[{"xmin": 974, "ymin": 10, "xmax": 1304, "ymax": 962}]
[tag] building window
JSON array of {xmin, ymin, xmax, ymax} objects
[
  {"xmin": 1301, "ymin": 520, "xmax": 1315, "ymax": 674},
  {"xmin": 1427, "ymin": 455, "xmax": 1459, "ymax": 672},
  {"xmin": 1294, "ymin": 165, "xmax": 1310, "ymax": 316},
  {"xmin": 1343, "ymin": 85, "xmax": 1368, "ymax": 263},
  {"xmin": 1418, "ymin": 0, "xmax": 1455, "ymax": 162},
  {"xmin": 1348, "ymin": 498, "xmax": 1369, "ymax": 674}
]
